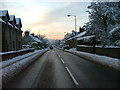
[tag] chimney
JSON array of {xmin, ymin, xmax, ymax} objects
[
  {"xmin": 25, "ymin": 31, "xmax": 29, "ymax": 36},
  {"xmin": 31, "ymin": 33, "xmax": 34, "ymax": 36}
]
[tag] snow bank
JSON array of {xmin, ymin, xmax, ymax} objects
[
  {"xmin": 66, "ymin": 48, "xmax": 119, "ymax": 71},
  {"xmin": 1, "ymin": 48, "xmax": 49, "ymax": 86},
  {"xmin": 0, "ymin": 51, "xmax": 38, "ymax": 69},
  {"xmin": 0, "ymin": 48, "xmax": 35, "ymax": 55}
]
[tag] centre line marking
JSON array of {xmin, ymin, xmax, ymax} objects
[
  {"xmin": 60, "ymin": 58, "xmax": 65, "ymax": 64},
  {"xmin": 58, "ymin": 55, "xmax": 61, "ymax": 58},
  {"xmin": 65, "ymin": 67, "xmax": 79, "ymax": 86}
]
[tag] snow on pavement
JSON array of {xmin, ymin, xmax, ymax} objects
[
  {"xmin": 1, "ymin": 48, "xmax": 49, "ymax": 86},
  {"xmin": 66, "ymin": 48, "xmax": 120, "ymax": 71},
  {"xmin": 0, "ymin": 51, "xmax": 37, "ymax": 69}
]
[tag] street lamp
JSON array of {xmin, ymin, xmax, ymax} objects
[{"xmin": 67, "ymin": 14, "xmax": 77, "ymax": 32}]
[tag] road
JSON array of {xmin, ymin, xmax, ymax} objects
[{"xmin": 5, "ymin": 48, "xmax": 119, "ymax": 88}]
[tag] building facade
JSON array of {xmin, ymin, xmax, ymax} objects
[
  {"xmin": 22, "ymin": 31, "xmax": 42, "ymax": 48},
  {"xmin": 0, "ymin": 10, "xmax": 23, "ymax": 52}
]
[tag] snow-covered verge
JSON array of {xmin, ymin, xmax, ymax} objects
[
  {"xmin": 65, "ymin": 48, "xmax": 119, "ymax": 71},
  {"xmin": 0, "ymin": 50, "xmax": 39, "ymax": 69},
  {"xmin": 0, "ymin": 48, "xmax": 35, "ymax": 55},
  {"xmin": 0, "ymin": 48, "xmax": 49, "ymax": 86}
]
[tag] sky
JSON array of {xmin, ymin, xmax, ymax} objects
[{"xmin": 1, "ymin": 0, "xmax": 92, "ymax": 39}]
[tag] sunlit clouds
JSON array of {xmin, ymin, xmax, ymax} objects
[{"xmin": 1, "ymin": 1, "xmax": 90, "ymax": 39}]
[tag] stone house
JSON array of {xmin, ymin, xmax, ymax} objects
[
  {"xmin": 22, "ymin": 31, "xmax": 42, "ymax": 48},
  {"xmin": 0, "ymin": 10, "xmax": 23, "ymax": 52}
]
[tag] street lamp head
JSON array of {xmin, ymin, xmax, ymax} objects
[{"xmin": 67, "ymin": 15, "xmax": 71, "ymax": 17}]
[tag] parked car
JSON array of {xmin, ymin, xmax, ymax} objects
[
  {"xmin": 49, "ymin": 46, "xmax": 53, "ymax": 49},
  {"xmin": 63, "ymin": 45, "xmax": 70, "ymax": 50}
]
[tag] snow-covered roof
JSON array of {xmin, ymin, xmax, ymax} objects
[
  {"xmin": 15, "ymin": 18, "xmax": 22, "ymax": 27},
  {"xmin": 0, "ymin": 10, "xmax": 8, "ymax": 17},
  {"xmin": 8, "ymin": 22, "xmax": 13, "ymax": 27},
  {"xmin": 77, "ymin": 35, "xmax": 95, "ymax": 41},
  {"xmin": 9, "ymin": 15, "xmax": 15, "ymax": 21},
  {"xmin": 75, "ymin": 31, "xmax": 87, "ymax": 38},
  {"xmin": 67, "ymin": 37, "xmax": 74, "ymax": 41},
  {"xmin": 15, "ymin": 26, "xmax": 19, "ymax": 30},
  {"xmin": 0, "ymin": 18, "xmax": 6, "ymax": 24},
  {"xmin": 29, "ymin": 34, "xmax": 42, "ymax": 43},
  {"xmin": 64, "ymin": 33, "xmax": 71, "ymax": 39},
  {"xmin": 15, "ymin": 18, "xmax": 21, "ymax": 25},
  {"xmin": 25, "ymin": 31, "xmax": 29, "ymax": 33}
]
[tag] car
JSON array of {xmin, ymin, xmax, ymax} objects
[
  {"xmin": 49, "ymin": 46, "xmax": 53, "ymax": 49},
  {"xmin": 63, "ymin": 45, "xmax": 70, "ymax": 50}
]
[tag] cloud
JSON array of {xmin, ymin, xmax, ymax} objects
[{"xmin": 1, "ymin": 2, "xmax": 90, "ymax": 39}]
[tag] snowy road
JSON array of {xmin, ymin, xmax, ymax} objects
[{"xmin": 5, "ymin": 48, "xmax": 119, "ymax": 88}]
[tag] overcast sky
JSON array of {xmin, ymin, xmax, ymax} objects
[{"xmin": 1, "ymin": 0, "xmax": 92, "ymax": 39}]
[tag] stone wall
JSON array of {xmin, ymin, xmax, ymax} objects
[{"xmin": 77, "ymin": 46, "xmax": 120, "ymax": 59}]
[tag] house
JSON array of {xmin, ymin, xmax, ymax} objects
[
  {"xmin": 22, "ymin": 31, "xmax": 43, "ymax": 49},
  {"xmin": 15, "ymin": 18, "xmax": 22, "ymax": 50},
  {"xmin": 0, "ymin": 10, "xmax": 23, "ymax": 52}
]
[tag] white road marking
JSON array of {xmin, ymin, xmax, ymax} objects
[
  {"xmin": 65, "ymin": 67, "xmax": 79, "ymax": 86},
  {"xmin": 57, "ymin": 54, "xmax": 65, "ymax": 64},
  {"xmin": 60, "ymin": 58, "xmax": 65, "ymax": 64},
  {"xmin": 58, "ymin": 55, "xmax": 61, "ymax": 58}
]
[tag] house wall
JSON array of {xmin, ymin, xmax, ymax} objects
[
  {"xmin": 16, "ymin": 30, "xmax": 22, "ymax": 50},
  {"xmin": 0, "ymin": 18, "xmax": 22, "ymax": 52},
  {"xmin": 2, "ymin": 24, "xmax": 5, "ymax": 52},
  {"xmin": 0, "ymin": 23, "xmax": 2, "ymax": 52}
]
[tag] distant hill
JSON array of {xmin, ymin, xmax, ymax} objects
[{"xmin": 48, "ymin": 39, "xmax": 61, "ymax": 45}]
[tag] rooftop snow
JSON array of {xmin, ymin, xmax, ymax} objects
[
  {"xmin": 75, "ymin": 31, "xmax": 87, "ymax": 38},
  {"xmin": 15, "ymin": 18, "xmax": 20, "ymax": 25},
  {"xmin": 0, "ymin": 10, "xmax": 8, "ymax": 17},
  {"xmin": 15, "ymin": 26, "xmax": 19, "ymax": 30},
  {"xmin": 0, "ymin": 18, "xmax": 6, "ymax": 24},
  {"xmin": 8, "ymin": 22, "xmax": 13, "ymax": 27},
  {"xmin": 9, "ymin": 15, "xmax": 15, "ymax": 21},
  {"xmin": 64, "ymin": 33, "xmax": 71, "ymax": 39},
  {"xmin": 77, "ymin": 35, "xmax": 95, "ymax": 41},
  {"xmin": 29, "ymin": 34, "xmax": 42, "ymax": 43}
]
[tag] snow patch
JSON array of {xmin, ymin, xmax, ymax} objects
[
  {"xmin": 0, "ymin": 18, "xmax": 6, "ymax": 24},
  {"xmin": 1, "ymin": 48, "xmax": 49, "ymax": 85},
  {"xmin": 75, "ymin": 31, "xmax": 87, "ymax": 38},
  {"xmin": 29, "ymin": 34, "xmax": 42, "ymax": 43},
  {"xmin": 66, "ymin": 48, "xmax": 119, "ymax": 71}
]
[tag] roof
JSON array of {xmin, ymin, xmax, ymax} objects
[
  {"xmin": 77, "ymin": 35, "xmax": 95, "ymax": 41},
  {"xmin": 9, "ymin": 15, "xmax": 15, "ymax": 21},
  {"xmin": 64, "ymin": 33, "xmax": 71, "ymax": 39},
  {"xmin": 15, "ymin": 26, "xmax": 19, "ymax": 30},
  {"xmin": 0, "ymin": 10, "xmax": 10, "ymax": 20},
  {"xmin": 0, "ymin": 18, "xmax": 6, "ymax": 24},
  {"xmin": 29, "ymin": 34, "xmax": 42, "ymax": 43},
  {"xmin": 25, "ymin": 31, "xmax": 29, "ymax": 33},
  {"xmin": 15, "ymin": 18, "xmax": 21, "ymax": 24},
  {"xmin": 8, "ymin": 22, "xmax": 13, "ymax": 27},
  {"xmin": 0, "ymin": 10, "xmax": 8, "ymax": 17},
  {"xmin": 15, "ymin": 18, "xmax": 22, "ymax": 27},
  {"xmin": 75, "ymin": 31, "xmax": 87, "ymax": 38}
]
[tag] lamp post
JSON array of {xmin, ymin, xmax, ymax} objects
[{"xmin": 67, "ymin": 15, "xmax": 77, "ymax": 32}]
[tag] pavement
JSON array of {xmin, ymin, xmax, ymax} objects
[{"xmin": 5, "ymin": 48, "xmax": 120, "ymax": 88}]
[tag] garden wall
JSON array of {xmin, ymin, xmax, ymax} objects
[
  {"xmin": 0, "ymin": 49, "xmax": 35, "ymax": 61},
  {"xmin": 77, "ymin": 46, "xmax": 120, "ymax": 59}
]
